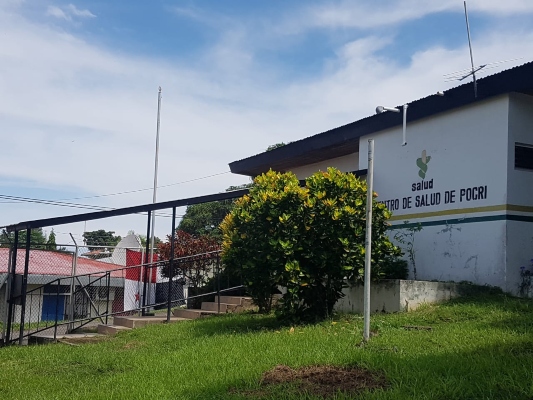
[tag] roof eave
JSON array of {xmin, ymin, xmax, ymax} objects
[{"xmin": 229, "ymin": 62, "xmax": 533, "ymax": 177}]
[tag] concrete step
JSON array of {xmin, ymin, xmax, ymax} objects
[
  {"xmin": 112, "ymin": 316, "xmax": 189, "ymax": 329},
  {"xmin": 172, "ymin": 308, "xmax": 221, "ymax": 319},
  {"xmin": 97, "ymin": 324, "xmax": 132, "ymax": 335},
  {"xmin": 201, "ymin": 302, "xmax": 236, "ymax": 312},
  {"xmin": 215, "ymin": 296, "xmax": 254, "ymax": 307},
  {"xmin": 29, "ymin": 333, "xmax": 105, "ymax": 345}
]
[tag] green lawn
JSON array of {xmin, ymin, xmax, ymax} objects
[{"xmin": 0, "ymin": 294, "xmax": 532, "ymax": 399}]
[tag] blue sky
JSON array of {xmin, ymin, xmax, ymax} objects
[{"xmin": 1, "ymin": 0, "xmax": 533, "ymax": 242}]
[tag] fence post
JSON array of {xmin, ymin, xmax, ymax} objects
[
  {"xmin": 68, "ymin": 235, "xmax": 78, "ymax": 333},
  {"xmin": 18, "ymin": 230, "xmax": 31, "ymax": 345},
  {"xmin": 217, "ymin": 253, "xmax": 220, "ymax": 314},
  {"xmin": 105, "ymin": 272, "xmax": 110, "ymax": 325},
  {"xmin": 4, "ymin": 232, "xmax": 17, "ymax": 345},
  {"xmin": 53, "ymin": 280, "xmax": 60, "ymax": 341},
  {"xmin": 142, "ymin": 211, "xmax": 152, "ymax": 316},
  {"xmin": 0, "ymin": 247, "xmax": 10, "ymax": 345},
  {"xmin": 166, "ymin": 207, "xmax": 176, "ymax": 322}
]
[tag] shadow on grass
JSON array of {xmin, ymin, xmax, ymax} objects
[
  {"xmin": 439, "ymin": 293, "xmax": 533, "ymax": 333},
  {"xmin": 388, "ymin": 293, "xmax": 532, "ymax": 327},
  {"xmin": 444, "ymin": 292, "xmax": 532, "ymax": 309},
  {"xmin": 187, "ymin": 293, "xmax": 533, "ymax": 338},
  {"xmin": 187, "ymin": 312, "xmax": 293, "ymax": 338},
  {"xmin": 182, "ymin": 294, "xmax": 533, "ymax": 399}
]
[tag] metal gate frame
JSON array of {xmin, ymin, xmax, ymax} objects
[{"xmin": 2, "ymin": 188, "xmax": 250, "ymax": 345}]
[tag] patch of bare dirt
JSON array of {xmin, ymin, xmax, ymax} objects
[
  {"xmin": 233, "ymin": 364, "xmax": 388, "ymax": 398},
  {"xmin": 122, "ymin": 340, "xmax": 143, "ymax": 350}
]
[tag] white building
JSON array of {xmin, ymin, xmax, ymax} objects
[{"xmin": 229, "ymin": 62, "xmax": 533, "ymax": 297}]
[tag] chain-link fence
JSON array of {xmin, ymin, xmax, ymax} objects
[
  {"xmin": 0, "ymin": 242, "xmax": 189, "ymax": 344},
  {"xmin": 0, "ymin": 242, "xmax": 245, "ymax": 345},
  {"xmin": 1, "ymin": 187, "xmax": 250, "ymax": 345}
]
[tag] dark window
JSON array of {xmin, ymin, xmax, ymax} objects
[
  {"xmin": 515, "ymin": 144, "xmax": 533, "ymax": 170},
  {"xmin": 43, "ymin": 284, "xmax": 70, "ymax": 294}
]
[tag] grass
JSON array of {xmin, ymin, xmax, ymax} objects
[{"xmin": 0, "ymin": 294, "xmax": 532, "ymax": 399}]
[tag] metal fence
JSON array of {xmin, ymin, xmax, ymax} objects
[
  {"xmin": 0, "ymin": 243, "xmax": 184, "ymax": 344},
  {"xmin": 0, "ymin": 187, "xmax": 251, "ymax": 346},
  {"xmin": 0, "ymin": 242, "xmax": 245, "ymax": 345}
]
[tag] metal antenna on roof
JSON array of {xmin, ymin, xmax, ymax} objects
[
  {"xmin": 442, "ymin": 3, "xmax": 523, "ymax": 96},
  {"xmin": 443, "ymin": 2, "xmax": 503, "ymax": 96},
  {"xmin": 462, "ymin": 1, "xmax": 481, "ymax": 97}
]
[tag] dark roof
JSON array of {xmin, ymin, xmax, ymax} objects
[{"xmin": 229, "ymin": 61, "xmax": 533, "ymax": 177}]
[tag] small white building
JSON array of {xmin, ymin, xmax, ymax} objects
[
  {"xmin": 0, "ymin": 248, "xmax": 124, "ymax": 324},
  {"xmin": 229, "ymin": 62, "xmax": 533, "ymax": 297}
]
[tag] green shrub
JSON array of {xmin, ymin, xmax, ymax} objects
[
  {"xmin": 221, "ymin": 168, "xmax": 402, "ymax": 321},
  {"xmin": 378, "ymin": 258, "xmax": 409, "ymax": 280}
]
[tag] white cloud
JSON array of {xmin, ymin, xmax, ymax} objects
[
  {"xmin": 66, "ymin": 4, "xmax": 95, "ymax": 18},
  {"xmin": 1, "ymin": 2, "xmax": 532, "ymax": 238},
  {"xmin": 46, "ymin": 5, "xmax": 68, "ymax": 20},
  {"xmin": 283, "ymin": 0, "xmax": 533, "ymax": 32},
  {"xmin": 46, "ymin": 3, "xmax": 95, "ymax": 21}
]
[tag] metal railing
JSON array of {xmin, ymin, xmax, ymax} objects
[
  {"xmin": 1, "ymin": 187, "xmax": 252, "ymax": 346},
  {"xmin": 1, "ymin": 245, "xmax": 244, "ymax": 345}
]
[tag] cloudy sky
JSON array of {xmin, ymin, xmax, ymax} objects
[{"xmin": 1, "ymin": 0, "xmax": 533, "ymax": 244}]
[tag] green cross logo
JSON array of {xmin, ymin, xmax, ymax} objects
[{"xmin": 416, "ymin": 150, "xmax": 431, "ymax": 179}]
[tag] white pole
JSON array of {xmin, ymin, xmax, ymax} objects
[
  {"xmin": 148, "ymin": 86, "xmax": 162, "ymax": 308},
  {"xmin": 363, "ymin": 139, "xmax": 374, "ymax": 342},
  {"xmin": 402, "ymin": 104, "xmax": 408, "ymax": 146}
]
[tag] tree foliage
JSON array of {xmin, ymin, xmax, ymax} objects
[
  {"xmin": 178, "ymin": 200, "xmax": 235, "ymax": 240},
  {"xmin": 221, "ymin": 171, "xmax": 304, "ymax": 313},
  {"xmin": 82, "ymin": 230, "xmax": 121, "ymax": 250},
  {"xmin": 178, "ymin": 183, "xmax": 253, "ymax": 241},
  {"xmin": 126, "ymin": 231, "xmax": 162, "ymax": 249},
  {"xmin": 158, "ymin": 230, "xmax": 221, "ymax": 307},
  {"xmin": 266, "ymin": 142, "xmax": 287, "ymax": 151},
  {"xmin": 46, "ymin": 229, "xmax": 57, "ymax": 251},
  {"xmin": 1, "ymin": 228, "xmax": 47, "ymax": 248},
  {"xmin": 221, "ymin": 168, "xmax": 401, "ymax": 321}
]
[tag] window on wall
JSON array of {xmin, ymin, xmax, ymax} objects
[{"xmin": 515, "ymin": 143, "xmax": 533, "ymax": 170}]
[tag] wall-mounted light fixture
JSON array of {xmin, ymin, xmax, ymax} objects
[{"xmin": 376, "ymin": 104, "xmax": 408, "ymax": 146}]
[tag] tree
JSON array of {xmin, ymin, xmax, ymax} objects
[
  {"xmin": 127, "ymin": 230, "xmax": 161, "ymax": 249},
  {"xmin": 158, "ymin": 230, "xmax": 221, "ymax": 308},
  {"xmin": 82, "ymin": 230, "xmax": 121, "ymax": 250},
  {"xmin": 178, "ymin": 183, "xmax": 253, "ymax": 241},
  {"xmin": 178, "ymin": 200, "xmax": 234, "ymax": 240},
  {"xmin": 46, "ymin": 229, "xmax": 57, "ymax": 251},
  {"xmin": 266, "ymin": 143, "xmax": 287, "ymax": 151},
  {"xmin": 221, "ymin": 171, "xmax": 304, "ymax": 313},
  {"xmin": 1, "ymin": 228, "xmax": 47, "ymax": 248},
  {"xmin": 221, "ymin": 168, "xmax": 402, "ymax": 321}
]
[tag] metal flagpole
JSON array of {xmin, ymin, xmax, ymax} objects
[{"xmin": 148, "ymin": 87, "xmax": 162, "ymax": 309}]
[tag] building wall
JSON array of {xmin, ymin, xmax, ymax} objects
[
  {"xmin": 507, "ymin": 93, "xmax": 533, "ymax": 207},
  {"xmin": 357, "ymin": 95, "xmax": 516, "ymax": 291},
  {"xmin": 505, "ymin": 221, "xmax": 533, "ymax": 296},
  {"xmin": 506, "ymin": 93, "xmax": 533, "ymax": 295},
  {"xmin": 1, "ymin": 283, "xmax": 121, "ymax": 327},
  {"xmin": 291, "ymin": 152, "xmax": 359, "ymax": 180}
]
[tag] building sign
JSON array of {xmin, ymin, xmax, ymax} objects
[{"xmin": 378, "ymin": 150, "xmax": 489, "ymax": 212}]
